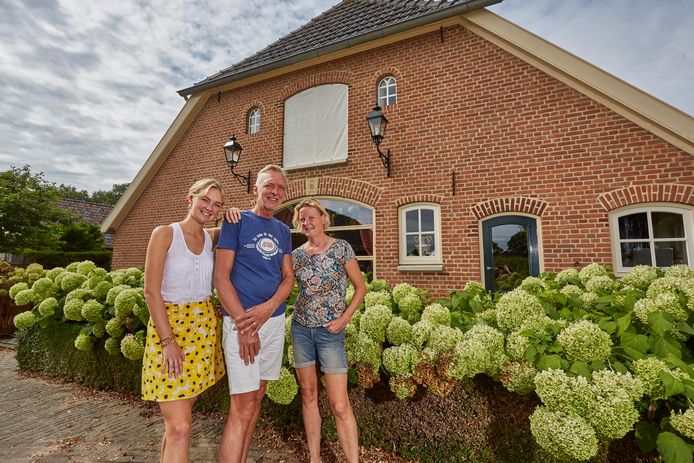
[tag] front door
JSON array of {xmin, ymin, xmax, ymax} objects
[{"xmin": 482, "ymin": 215, "xmax": 539, "ymax": 292}]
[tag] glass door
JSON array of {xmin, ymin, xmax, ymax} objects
[{"xmin": 482, "ymin": 216, "xmax": 539, "ymax": 292}]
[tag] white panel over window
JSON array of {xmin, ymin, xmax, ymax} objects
[
  {"xmin": 610, "ymin": 205, "xmax": 693, "ymax": 273},
  {"xmin": 283, "ymin": 84, "xmax": 348, "ymax": 169},
  {"xmin": 398, "ymin": 203, "xmax": 442, "ymax": 271}
]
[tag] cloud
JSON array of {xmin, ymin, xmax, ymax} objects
[{"xmin": 0, "ymin": 0, "xmax": 691, "ymax": 192}]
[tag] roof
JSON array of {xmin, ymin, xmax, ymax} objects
[
  {"xmin": 58, "ymin": 198, "xmax": 113, "ymax": 225},
  {"xmin": 178, "ymin": 0, "xmax": 500, "ymax": 96}
]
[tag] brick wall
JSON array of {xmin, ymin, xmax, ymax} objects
[{"xmin": 112, "ymin": 25, "xmax": 694, "ymax": 296}]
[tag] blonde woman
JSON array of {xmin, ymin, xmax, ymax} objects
[
  {"xmin": 142, "ymin": 179, "xmax": 237, "ymax": 463},
  {"xmin": 291, "ymin": 198, "xmax": 366, "ymax": 463}
]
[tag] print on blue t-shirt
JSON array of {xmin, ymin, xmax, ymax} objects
[{"xmin": 217, "ymin": 210, "xmax": 291, "ymax": 317}]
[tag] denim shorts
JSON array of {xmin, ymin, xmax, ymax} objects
[{"xmin": 290, "ymin": 318, "xmax": 348, "ymax": 375}]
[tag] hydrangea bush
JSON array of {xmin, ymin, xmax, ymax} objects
[{"xmin": 12, "ymin": 260, "xmax": 694, "ymax": 462}]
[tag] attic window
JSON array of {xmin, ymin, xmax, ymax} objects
[
  {"xmin": 377, "ymin": 76, "xmax": 397, "ymax": 107},
  {"xmin": 247, "ymin": 107, "xmax": 261, "ymax": 134},
  {"xmin": 283, "ymin": 84, "xmax": 348, "ymax": 169}
]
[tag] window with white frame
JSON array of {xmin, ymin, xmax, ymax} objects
[
  {"xmin": 377, "ymin": 76, "xmax": 397, "ymax": 107},
  {"xmin": 283, "ymin": 84, "xmax": 348, "ymax": 169},
  {"xmin": 247, "ymin": 107, "xmax": 261, "ymax": 134},
  {"xmin": 610, "ymin": 205, "xmax": 693, "ymax": 272},
  {"xmin": 398, "ymin": 203, "xmax": 442, "ymax": 269}
]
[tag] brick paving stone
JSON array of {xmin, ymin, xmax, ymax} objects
[{"xmin": 0, "ymin": 350, "xmax": 301, "ymax": 462}]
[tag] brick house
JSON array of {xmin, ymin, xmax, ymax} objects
[{"xmin": 102, "ymin": 0, "xmax": 694, "ymax": 295}]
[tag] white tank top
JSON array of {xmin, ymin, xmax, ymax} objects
[{"xmin": 160, "ymin": 222, "xmax": 214, "ymax": 304}]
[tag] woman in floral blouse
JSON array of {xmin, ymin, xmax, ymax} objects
[{"xmin": 291, "ymin": 198, "xmax": 366, "ymax": 463}]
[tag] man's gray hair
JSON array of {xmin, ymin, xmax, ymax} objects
[{"xmin": 255, "ymin": 164, "xmax": 287, "ymax": 187}]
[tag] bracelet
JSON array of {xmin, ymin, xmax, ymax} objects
[{"xmin": 158, "ymin": 334, "xmax": 176, "ymax": 347}]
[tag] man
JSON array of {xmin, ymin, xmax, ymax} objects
[{"xmin": 214, "ymin": 165, "xmax": 294, "ymax": 463}]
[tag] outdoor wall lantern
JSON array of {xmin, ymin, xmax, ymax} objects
[
  {"xmin": 366, "ymin": 105, "xmax": 391, "ymax": 177},
  {"xmin": 223, "ymin": 135, "xmax": 251, "ymax": 193}
]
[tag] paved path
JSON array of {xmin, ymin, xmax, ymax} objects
[{"xmin": 0, "ymin": 348, "xmax": 300, "ymax": 462}]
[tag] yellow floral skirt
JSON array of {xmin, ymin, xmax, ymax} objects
[{"xmin": 141, "ymin": 299, "xmax": 225, "ymax": 402}]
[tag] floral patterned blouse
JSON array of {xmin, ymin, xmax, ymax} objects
[{"xmin": 292, "ymin": 239, "xmax": 356, "ymax": 328}]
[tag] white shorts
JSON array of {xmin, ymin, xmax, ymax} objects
[{"xmin": 222, "ymin": 314, "xmax": 285, "ymax": 395}]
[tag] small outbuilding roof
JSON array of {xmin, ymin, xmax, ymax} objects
[{"xmin": 178, "ymin": 0, "xmax": 500, "ymax": 96}]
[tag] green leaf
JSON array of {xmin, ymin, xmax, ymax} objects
[
  {"xmin": 621, "ymin": 345, "xmax": 647, "ymax": 361},
  {"xmin": 621, "ymin": 331, "xmax": 650, "ymax": 354},
  {"xmin": 559, "ymin": 308, "xmax": 573, "ymax": 319},
  {"xmin": 613, "ymin": 361, "xmax": 628, "ymax": 374},
  {"xmin": 599, "ymin": 320, "xmax": 617, "ymax": 334},
  {"xmin": 615, "ymin": 313, "xmax": 632, "ymax": 336},
  {"xmin": 682, "ymin": 379, "xmax": 694, "ymax": 403},
  {"xmin": 623, "ymin": 292, "xmax": 639, "ymax": 312},
  {"xmin": 650, "ymin": 312, "xmax": 675, "ymax": 337},
  {"xmin": 657, "ymin": 432, "xmax": 693, "ymax": 463},
  {"xmin": 660, "ymin": 370, "xmax": 685, "ymax": 397},
  {"xmin": 676, "ymin": 321, "xmax": 694, "ymax": 336},
  {"xmin": 634, "ymin": 421, "xmax": 658, "ymax": 453},
  {"xmin": 569, "ymin": 361, "xmax": 592, "ymax": 379},
  {"xmin": 525, "ymin": 346, "xmax": 537, "ymax": 363},
  {"xmin": 652, "ymin": 335, "xmax": 683, "ymax": 359},
  {"xmin": 666, "ymin": 354, "xmax": 694, "ymax": 378},
  {"xmin": 591, "ymin": 360, "xmax": 606, "ymax": 371},
  {"xmin": 537, "ymin": 354, "xmax": 562, "ymax": 371}
]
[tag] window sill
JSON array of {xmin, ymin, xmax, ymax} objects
[{"xmin": 397, "ymin": 264, "xmax": 444, "ymax": 272}]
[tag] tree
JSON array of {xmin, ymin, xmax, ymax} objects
[
  {"xmin": 57, "ymin": 182, "xmax": 128, "ymax": 206},
  {"xmin": 59, "ymin": 221, "xmax": 105, "ymax": 251},
  {"xmin": 57, "ymin": 184, "xmax": 91, "ymax": 202},
  {"xmin": 0, "ymin": 166, "xmax": 69, "ymax": 253},
  {"xmin": 90, "ymin": 183, "xmax": 128, "ymax": 206},
  {"xmin": 506, "ymin": 229, "xmax": 529, "ymax": 257}
]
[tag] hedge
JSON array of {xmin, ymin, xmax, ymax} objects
[
  {"xmin": 21, "ymin": 251, "xmax": 112, "ymax": 270},
  {"xmin": 15, "ymin": 323, "xmax": 542, "ymax": 462}
]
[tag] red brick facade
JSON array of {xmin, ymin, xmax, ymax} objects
[{"xmin": 112, "ymin": 24, "xmax": 694, "ymax": 296}]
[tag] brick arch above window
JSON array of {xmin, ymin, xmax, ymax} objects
[
  {"xmin": 280, "ymin": 70, "xmax": 354, "ymax": 101},
  {"xmin": 470, "ymin": 197, "xmax": 548, "ymax": 220},
  {"xmin": 395, "ymin": 194, "xmax": 445, "ymax": 208},
  {"xmin": 370, "ymin": 67, "xmax": 403, "ymax": 85},
  {"xmin": 285, "ymin": 176, "xmax": 383, "ymax": 207},
  {"xmin": 598, "ymin": 184, "xmax": 694, "ymax": 211}
]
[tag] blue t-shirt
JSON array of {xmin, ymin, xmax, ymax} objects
[{"xmin": 217, "ymin": 210, "xmax": 291, "ymax": 317}]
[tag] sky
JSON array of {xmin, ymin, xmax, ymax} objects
[{"xmin": 1, "ymin": 0, "xmax": 692, "ymax": 193}]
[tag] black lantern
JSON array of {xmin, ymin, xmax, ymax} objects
[
  {"xmin": 366, "ymin": 105, "xmax": 391, "ymax": 177},
  {"xmin": 223, "ymin": 135, "xmax": 251, "ymax": 193}
]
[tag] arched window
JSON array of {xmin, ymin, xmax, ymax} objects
[
  {"xmin": 610, "ymin": 205, "xmax": 692, "ymax": 272},
  {"xmin": 377, "ymin": 76, "xmax": 397, "ymax": 107},
  {"xmin": 247, "ymin": 107, "xmax": 261, "ymax": 134},
  {"xmin": 275, "ymin": 198, "xmax": 374, "ymax": 275}
]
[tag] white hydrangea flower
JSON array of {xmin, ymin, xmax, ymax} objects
[
  {"xmin": 529, "ymin": 407, "xmax": 598, "ymax": 461},
  {"xmin": 632, "ymin": 357, "xmax": 668, "ymax": 399},
  {"xmin": 579, "ymin": 291, "xmax": 599, "ymax": 309},
  {"xmin": 495, "ymin": 288, "xmax": 545, "ymax": 332},
  {"xmin": 621, "ymin": 265, "xmax": 659, "ymax": 290},
  {"xmin": 585, "ymin": 275, "xmax": 617, "ymax": 294},
  {"xmin": 560, "ymin": 284, "xmax": 583, "ymax": 298},
  {"xmin": 556, "ymin": 268, "xmax": 580, "ymax": 286},
  {"xmin": 670, "ymin": 408, "xmax": 694, "ymax": 440},
  {"xmin": 447, "ymin": 324, "xmax": 506, "ymax": 379},
  {"xmin": 534, "ymin": 369, "xmax": 594, "ymax": 416},
  {"xmin": 556, "ymin": 320, "xmax": 612, "ymax": 364},
  {"xmin": 578, "ymin": 263, "xmax": 610, "ymax": 286}
]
